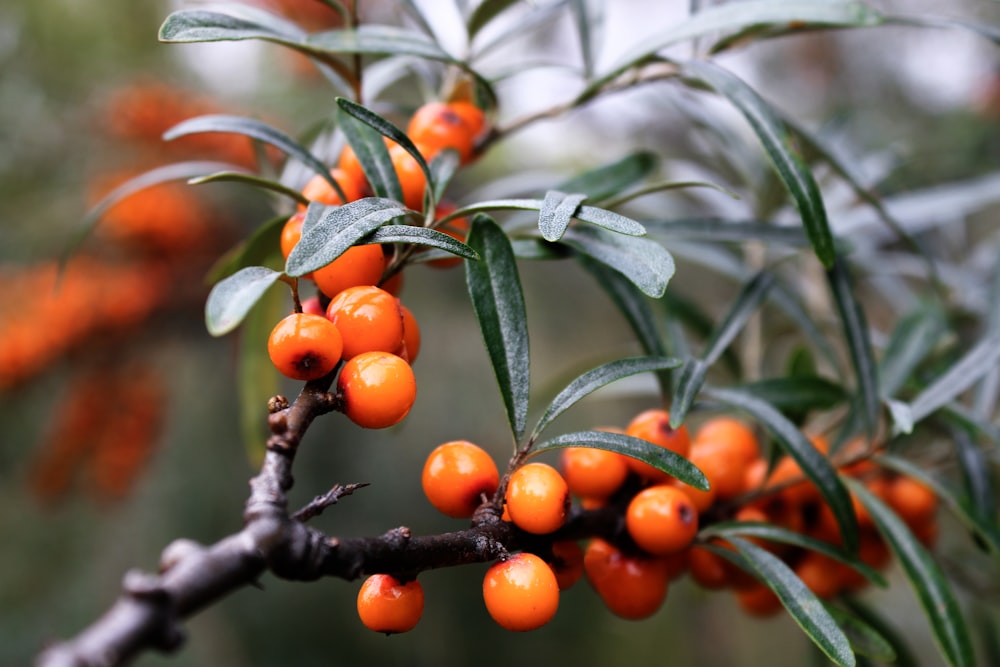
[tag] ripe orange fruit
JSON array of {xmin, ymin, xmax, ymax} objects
[
  {"xmin": 356, "ymin": 574, "xmax": 424, "ymax": 634},
  {"xmin": 337, "ymin": 351, "xmax": 416, "ymax": 429},
  {"xmin": 388, "ymin": 142, "xmax": 429, "ymax": 211},
  {"xmin": 325, "ymin": 285, "xmax": 404, "ymax": 359},
  {"xmin": 693, "ymin": 416, "xmax": 759, "ymax": 464},
  {"xmin": 312, "ymin": 243, "xmax": 387, "ymax": 300},
  {"xmin": 736, "ymin": 582, "xmax": 782, "ymax": 617},
  {"xmin": 482, "ymin": 553, "xmax": 560, "ymax": 631},
  {"xmin": 687, "ymin": 544, "xmax": 730, "ymax": 590},
  {"xmin": 406, "ymin": 101, "xmax": 477, "ymax": 164},
  {"xmin": 505, "ymin": 462, "xmax": 569, "ymax": 535},
  {"xmin": 421, "ymin": 440, "xmax": 500, "ymax": 519},
  {"xmin": 560, "ymin": 446, "xmax": 629, "ymax": 500},
  {"xmin": 398, "ymin": 304, "xmax": 421, "ymax": 363},
  {"xmin": 625, "ymin": 485, "xmax": 699, "ymax": 556},
  {"xmin": 624, "ymin": 409, "xmax": 690, "ymax": 481},
  {"xmin": 267, "ymin": 312, "xmax": 343, "ymax": 381},
  {"xmin": 299, "ymin": 167, "xmax": 365, "ymax": 208},
  {"xmin": 446, "ymin": 100, "xmax": 487, "ymax": 144},
  {"xmin": 584, "ymin": 538, "xmax": 670, "ymax": 620},
  {"xmin": 885, "ymin": 475, "xmax": 938, "ymax": 526}
]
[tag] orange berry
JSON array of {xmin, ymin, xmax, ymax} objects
[
  {"xmin": 505, "ymin": 462, "xmax": 569, "ymax": 535},
  {"xmin": 560, "ymin": 446, "xmax": 629, "ymax": 499},
  {"xmin": 325, "ymin": 285, "xmax": 404, "ymax": 359},
  {"xmin": 299, "ymin": 167, "xmax": 365, "ymax": 208},
  {"xmin": 267, "ymin": 312, "xmax": 343, "ymax": 381},
  {"xmin": 337, "ymin": 351, "xmax": 416, "ymax": 429},
  {"xmin": 549, "ymin": 540, "xmax": 585, "ymax": 591},
  {"xmin": 794, "ymin": 552, "xmax": 842, "ymax": 600},
  {"xmin": 406, "ymin": 101, "xmax": 477, "ymax": 164},
  {"xmin": 280, "ymin": 210, "xmax": 307, "ymax": 261},
  {"xmin": 300, "ymin": 295, "xmax": 324, "ymax": 316},
  {"xmin": 624, "ymin": 409, "xmax": 690, "ymax": 481},
  {"xmin": 447, "ymin": 100, "xmax": 487, "ymax": 143},
  {"xmin": 626, "ymin": 485, "xmax": 699, "ymax": 556},
  {"xmin": 693, "ymin": 417, "xmax": 759, "ymax": 463},
  {"xmin": 689, "ymin": 438, "xmax": 754, "ymax": 501},
  {"xmin": 482, "ymin": 553, "xmax": 560, "ymax": 631},
  {"xmin": 313, "ymin": 243, "xmax": 387, "ymax": 299},
  {"xmin": 336, "ymin": 144, "xmax": 373, "ymax": 194},
  {"xmin": 736, "ymin": 582, "xmax": 782, "ymax": 618},
  {"xmin": 421, "ymin": 440, "xmax": 500, "ymax": 519},
  {"xmin": 886, "ymin": 475, "xmax": 938, "ymax": 526},
  {"xmin": 688, "ymin": 544, "xmax": 730, "ymax": 590},
  {"xmin": 584, "ymin": 538, "xmax": 669, "ymax": 620},
  {"xmin": 356, "ymin": 574, "xmax": 424, "ymax": 634},
  {"xmin": 388, "ymin": 142, "xmax": 428, "ymax": 211},
  {"xmin": 398, "ymin": 304, "xmax": 421, "ymax": 363}
]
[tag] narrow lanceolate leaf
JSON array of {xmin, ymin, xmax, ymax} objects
[
  {"xmin": 364, "ymin": 225, "xmax": 479, "ymax": 261},
  {"xmin": 532, "ymin": 430, "xmax": 708, "ymax": 490},
  {"xmin": 874, "ymin": 453, "xmax": 1000, "ymax": 557},
  {"xmin": 827, "ymin": 258, "xmax": 880, "ymax": 438},
  {"xmin": 908, "ymin": 329, "xmax": 1000, "ymax": 423},
  {"xmin": 574, "ymin": 206, "xmax": 646, "ymax": 236},
  {"xmin": 188, "ymin": 171, "xmax": 310, "ymax": 206},
  {"xmin": 163, "ymin": 115, "xmax": 344, "ymax": 199},
  {"xmin": 429, "ymin": 150, "xmax": 461, "ymax": 204},
  {"xmin": 467, "ymin": 0, "xmax": 521, "ymax": 38},
  {"xmin": 538, "ymin": 191, "xmax": 588, "ymax": 242},
  {"xmin": 335, "ymin": 103, "xmax": 403, "ymax": 203},
  {"xmin": 205, "ymin": 266, "xmax": 284, "ymax": 337},
  {"xmin": 466, "ymin": 216, "xmax": 531, "ymax": 440},
  {"xmin": 706, "ymin": 385, "xmax": 859, "ymax": 552},
  {"xmin": 841, "ymin": 598, "xmax": 920, "ymax": 667},
  {"xmin": 555, "ymin": 151, "xmax": 658, "ymax": 203},
  {"xmin": 848, "ymin": 480, "xmax": 975, "ymax": 667},
  {"xmin": 824, "ymin": 606, "xmax": 897, "ymax": 663},
  {"xmin": 705, "ymin": 271, "xmax": 775, "ymax": 366},
  {"xmin": 530, "ymin": 356, "xmax": 681, "ymax": 441},
  {"xmin": 703, "ymin": 522, "xmax": 886, "ymax": 588},
  {"xmin": 878, "ymin": 301, "xmax": 947, "ymax": 398},
  {"xmin": 735, "ymin": 376, "xmax": 847, "ymax": 413},
  {"xmin": 562, "ymin": 225, "xmax": 674, "ymax": 298},
  {"xmin": 669, "ymin": 358, "xmax": 707, "ymax": 429},
  {"xmin": 952, "ymin": 426, "xmax": 999, "ymax": 552},
  {"xmin": 682, "ymin": 60, "xmax": 836, "ymax": 269},
  {"xmin": 569, "ymin": 0, "xmax": 603, "ymax": 78},
  {"xmin": 66, "ymin": 161, "xmax": 245, "ymax": 261},
  {"xmin": 599, "ymin": 1, "xmax": 882, "ymax": 87},
  {"xmin": 286, "ymin": 198, "xmax": 412, "ymax": 276},
  {"xmin": 159, "ymin": 5, "xmax": 305, "ymax": 44},
  {"xmin": 578, "ymin": 257, "xmax": 672, "ymax": 399},
  {"xmin": 726, "ymin": 537, "xmax": 856, "ymax": 667}
]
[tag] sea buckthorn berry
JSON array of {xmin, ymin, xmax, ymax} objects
[
  {"xmin": 325, "ymin": 285, "xmax": 404, "ymax": 359},
  {"xmin": 736, "ymin": 582, "xmax": 782, "ymax": 618},
  {"xmin": 794, "ymin": 552, "xmax": 842, "ymax": 600},
  {"xmin": 549, "ymin": 541, "xmax": 585, "ymax": 591},
  {"xmin": 389, "ymin": 142, "xmax": 429, "ymax": 211},
  {"xmin": 688, "ymin": 544, "xmax": 730, "ymax": 590},
  {"xmin": 280, "ymin": 211, "xmax": 307, "ymax": 261},
  {"xmin": 299, "ymin": 167, "xmax": 365, "ymax": 209},
  {"xmin": 560, "ymin": 446, "xmax": 629, "ymax": 499},
  {"xmin": 626, "ymin": 485, "xmax": 699, "ymax": 556},
  {"xmin": 398, "ymin": 304, "xmax": 421, "ymax": 364},
  {"xmin": 300, "ymin": 295, "xmax": 325, "ymax": 316},
  {"xmin": 668, "ymin": 476, "xmax": 715, "ymax": 514},
  {"xmin": 505, "ymin": 462, "xmax": 570, "ymax": 535},
  {"xmin": 693, "ymin": 416, "xmax": 760, "ymax": 464},
  {"xmin": 337, "ymin": 351, "xmax": 416, "ymax": 429},
  {"xmin": 482, "ymin": 553, "xmax": 559, "ymax": 631},
  {"xmin": 406, "ymin": 102, "xmax": 477, "ymax": 164},
  {"xmin": 447, "ymin": 100, "xmax": 487, "ymax": 143},
  {"xmin": 421, "ymin": 440, "xmax": 499, "ymax": 519},
  {"xmin": 584, "ymin": 538, "xmax": 669, "ymax": 620},
  {"xmin": 336, "ymin": 144, "xmax": 370, "ymax": 191},
  {"xmin": 356, "ymin": 574, "xmax": 424, "ymax": 634},
  {"xmin": 267, "ymin": 313, "xmax": 343, "ymax": 381},
  {"xmin": 767, "ymin": 437, "xmax": 828, "ymax": 506},
  {"xmin": 689, "ymin": 437, "xmax": 755, "ymax": 501},
  {"xmin": 886, "ymin": 475, "xmax": 938, "ymax": 526},
  {"xmin": 625, "ymin": 409, "xmax": 690, "ymax": 481},
  {"xmin": 313, "ymin": 244, "xmax": 387, "ymax": 300}
]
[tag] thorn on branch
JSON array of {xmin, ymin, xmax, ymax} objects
[{"xmin": 292, "ymin": 482, "xmax": 370, "ymax": 522}]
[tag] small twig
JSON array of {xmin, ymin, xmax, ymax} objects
[{"xmin": 293, "ymin": 482, "xmax": 370, "ymax": 522}]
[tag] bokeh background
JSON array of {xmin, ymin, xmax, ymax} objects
[{"xmin": 2, "ymin": 1, "xmax": 999, "ymax": 665}]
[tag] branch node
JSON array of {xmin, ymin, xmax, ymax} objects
[
  {"xmin": 268, "ymin": 412, "xmax": 289, "ymax": 435},
  {"xmin": 122, "ymin": 570, "xmax": 167, "ymax": 601},
  {"xmin": 159, "ymin": 539, "xmax": 203, "ymax": 574},
  {"xmin": 267, "ymin": 395, "xmax": 289, "ymax": 413}
]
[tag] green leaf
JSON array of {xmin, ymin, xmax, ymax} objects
[
  {"xmin": 561, "ymin": 225, "xmax": 674, "ymax": 298},
  {"xmin": 205, "ymin": 266, "xmax": 285, "ymax": 337},
  {"xmin": 467, "ymin": 0, "xmax": 522, "ymax": 39},
  {"xmin": 573, "ymin": 206, "xmax": 647, "ymax": 236},
  {"xmin": 886, "ymin": 14, "xmax": 1000, "ymax": 46},
  {"xmin": 952, "ymin": 426, "xmax": 998, "ymax": 552},
  {"xmin": 334, "ymin": 101, "xmax": 403, "ymax": 203},
  {"xmin": 824, "ymin": 606, "xmax": 897, "ymax": 663},
  {"xmin": 705, "ymin": 386, "xmax": 859, "ymax": 552},
  {"xmin": 532, "ymin": 430, "xmax": 708, "ymax": 490},
  {"xmin": 429, "ymin": 150, "xmax": 461, "ymax": 204},
  {"xmin": 726, "ymin": 537, "xmax": 856, "ymax": 667},
  {"xmin": 286, "ymin": 198, "xmax": 413, "ymax": 276},
  {"xmin": 530, "ymin": 356, "xmax": 681, "ymax": 441},
  {"xmin": 578, "ymin": 257, "xmax": 672, "ymax": 399},
  {"xmin": 465, "ymin": 215, "xmax": 531, "ymax": 441},
  {"xmin": 734, "ymin": 376, "xmax": 847, "ymax": 413},
  {"xmin": 555, "ymin": 151, "xmax": 658, "ymax": 202},
  {"xmin": 569, "ymin": 0, "xmax": 603, "ymax": 78},
  {"xmin": 908, "ymin": 329, "xmax": 1000, "ymax": 423},
  {"xmin": 538, "ymin": 190, "xmax": 588, "ymax": 242},
  {"xmin": 364, "ymin": 225, "xmax": 479, "ymax": 260},
  {"xmin": 682, "ymin": 60, "xmax": 836, "ymax": 269},
  {"xmin": 64, "ymin": 161, "xmax": 245, "ymax": 262},
  {"xmin": 827, "ymin": 259, "xmax": 880, "ymax": 438},
  {"xmin": 703, "ymin": 521, "xmax": 887, "ymax": 588},
  {"xmin": 878, "ymin": 301, "xmax": 948, "ymax": 398},
  {"xmin": 163, "ymin": 115, "xmax": 344, "ymax": 200},
  {"xmin": 669, "ymin": 358, "xmax": 708, "ymax": 429},
  {"xmin": 159, "ymin": 5, "xmax": 305, "ymax": 43},
  {"xmin": 840, "ymin": 598, "xmax": 920, "ymax": 667},
  {"xmin": 848, "ymin": 480, "xmax": 975, "ymax": 667},
  {"xmin": 207, "ymin": 214, "xmax": 288, "ymax": 283},
  {"xmin": 188, "ymin": 171, "xmax": 310, "ymax": 206},
  {"xmin": 705, "ymin": 271, "xmax": 775, "ymax": 366},
  {"xmin": 238, "ymin": 282, "xmax": 286, "ymax": 466},
  {"xmin": 308, "ymin": 24, "xmax": 461, "ymax": 61}
]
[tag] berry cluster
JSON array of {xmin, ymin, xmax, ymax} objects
[
  {"xmin": 352, "ymin": 411, "xmax": 940, "ymax": 633},
  {"xmin": 267, "ymin": 100, "xmax": 486, "ymax": 428}
]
